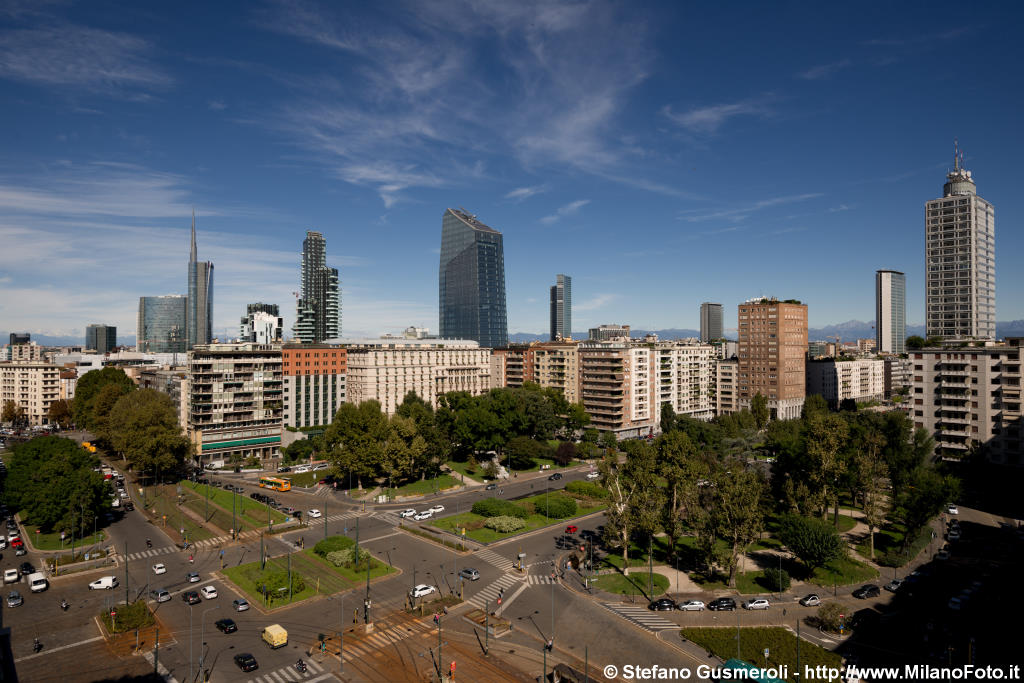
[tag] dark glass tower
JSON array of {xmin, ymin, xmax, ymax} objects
[
  {"xmin": 439, "ymin": 208, "xmax": 507, "ymax": 348},
  {"xmin": 293, "ymin": 231, "xmax": 340, "ymax": 343},
  {"xmin": 549, "ymin": 274, "xmax": 571, "ymax": 340},
  {"xmin": 85, "ymin": 324, "xmax": 117, "ymax": 354},
  {"xmin": 187, "ymin": 212, "xmax": 214, "ymax": 348},
  {"xmin": 137, "ymin": 295, "xmax": 187, "ymax": 352}
]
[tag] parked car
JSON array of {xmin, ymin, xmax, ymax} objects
[
  {"xmin": 565, "ymin": 525, "xmax": 578, "ymax": 534},
  {"xmin": 428, "ymin": 505, "xmax": 445, "ymax": 514},
  {"xmin": 6, "ymin": 590, "xmax": 22, "ymax": 607},
  {"xmin": 409, "ymin": 584, "xmax": 436, "ymax": 599},
  {"xmin": 947, "ymin": 504, "xmax": 959, "ymax": 515},
  {"xmin": 277, "ymin": 466, "xmax": 291, "ymax": 473},
  {"xmin": 149, "ymin": 589, "xmax": 171, "ymax": 603},
  {"xmin": 742, "ymin": 599, "xmax": 770, "ymax": 610},
  {"xmin": 412, "ymin": 511, "xmax": 433, "ymax": 521},
  {"xmin": 187, "ymin": 572, "xmax": 200, "ymax": 583},
  {"xmin": 3, "ymin": 569, "xmax": 19, "ymax": 584},
  {"xmin": 852, "ymin": 584, "xmax": 880, "ymax": 599},
  {"xmin": 948, "ymin": 596, "xmax": 963, "ymax": 610},
  {"xmin": 200, "ymin": 585, "xmax": 218, "ymax": 599},
  {"xmin": 307, "ymin": 509, "xmax": 322, "ymax": 519},
  {"xmin": 14, "ymin": 546, "xmax": 26, "ymax": 556},
  {"xmin": 586, "ymin": 471, "xmax": 600, "ymax": 480},
  {"xmin": 884, "ymin": 579, "xmax": 903, "ymax": 592},
  {"xmin": 485, "ymin": 483, "xmax": 497, "ymax": 490},
  {"xmin": 182, "ymin": 591, "xmax": 201, "ymax": 605},
  {"xmin": 152, "ymin": 563, "xmax": 166, "ymax": 575},
  {"xmin": 233, "ymin": 598, "xmax": 250, "ymax": 612},
  {"xmin": 459, "ymin": 568, "xmax": 481, "ymax": 581},
  {"xmin": 678, "ymin": 600, "xmax": 706, "ymax": 611},
  {"xmin": 398, "ymin": 509, "xmax": 417, "ymax": 518},
  {"xmin": 18, "ymin": 562, "xmax": 33, "ymax": 576},
  {"xmin": 937, "ymin": 547, "xmax": 951, "ymax": 561},
  {"xmin": 234, "ymin": 653, "xmax": 259, "ymax": 672},
  {"xmin": 708, "ymin": 597, "xmax": 737, "ymax": 611},
  {"xmin": 215, "ymin": 618, "xmax": 237, "ymax": 633},
  {"xmin": 648, "ymin": 598, "xmax": 676, "ymax": 611},
  {"xmin": 799, "ymin": 594, "xmax": 821, "ymax": 607},
  {"xmin": 548, "ymin": 472, "xmax": 563, "ymax": 481},
  {"xmin": 948, "ymin": 528, "xmax": 961, "ymax": 541}
]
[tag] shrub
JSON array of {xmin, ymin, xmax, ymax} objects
[
  {"xmin": 471, "ymin": 498, "xmax": 528, "ymax": 519},
  {"xmin": 326, "ymin": 547, "xmax": 372, "ymax": 568},
  {"xmin": 484, "ymin": 516, "xmax": 526, "ymax": 532},
  {"xmin": 565, "ymin": 480, "xmax": 609, "ymax": 499},
  {"xmin": 816, "ymin": 602, "xmax": 848, "ymax": 633},
  {"xmin": 258, "ymin": 570, "xmax": 305, "ymax": 597},
  {"xmin": 313, "ymin": 535, "xmax": 354, "ymax": 558},
  {"xmin": 102, "ymin": 600, "xmax": 155, "ymax": 633},
  {"xmin": 778, "ymin": 514, "xmax": 846, "ymax": 572},
  {"xmin": 537, "ymin": 494, "xmax": 577, "ymax": 519},
  {"xmin": 763, "ymin": 567, "xmax": 790, "ymax": 592},
  {"xmin": 553, "ymin": 441, "xmax": 577, "ymax": 466}
]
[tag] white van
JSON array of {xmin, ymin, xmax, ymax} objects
[{"xmin": 28, "ymin": 572, "xmax": 48, "ymax": 593}]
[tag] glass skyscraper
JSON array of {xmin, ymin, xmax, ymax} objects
[
  {"xmin": 85, "ymin": 324, "xmax": 117, "ymax": 354},
  {"xmin": 550, "ymin": 274, "xmax": 571, "ymax": 340},
  {"xmin": 137, "ymin": 295, "xmax": 187, "ymax": 352},
  {"xmin": 439, "ymin": 208, "xmax": 507, "ymax": 349},
  {"xmin": 293, "ymin": 231, "xmax": 340, "ymax": 343},
  {"xmin": 700, "ymin": 302, "xmax": 723, "ymax": 342},
  {"xmin": 187, "ymin": 213, "xmax": 214, "ymax": 348},
  {"xmin": 876, "ymin": 270, "xmax": 906, "ymax": 354}
]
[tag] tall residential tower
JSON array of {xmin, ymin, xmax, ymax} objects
[
  {"xmin": 186, "ymin": 212, "xmax": 214, "ymax": 348},
  {"xmin": 439, "ymin": 208, "xmax": 507, "ymax": 348},
  {"xmin": 293, "ymin": 231, "xmax": 340, "ymax": 343},
  {"xmin": 700, "ymin": 302, "xmax": 724, "ymax": 342},
  {"xmin": 550, "ymin": 274, "xmax": 572, "ymax": 341},
  {"xmin": 925, "ymin": 142, "xmax": 995, "ymax": 340},
  {"xmin": 737, "ymin": 298, "xmax": 808, "ymax": 420},
  {"xmin": 876, "ymin": 270, "xmax": 906, "ymax": 354}
]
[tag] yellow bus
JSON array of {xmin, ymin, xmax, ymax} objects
[{"xmin": 258, "ymin": 476, "xmax": 291, "ymax": 492}]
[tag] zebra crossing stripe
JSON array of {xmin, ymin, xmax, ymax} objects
[{"xmin": 600, "ymin": 602, "xmax": 678, "ymax": 631}]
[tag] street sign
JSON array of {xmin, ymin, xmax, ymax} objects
[{"xmin": 763, "ymin": 648, "xmax": 769, "ymax": 658}]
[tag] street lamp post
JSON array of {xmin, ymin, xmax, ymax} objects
[
  {"xmin": 199, "ymin": 605, "xmax": 221, "ymax": 677},
  {"xmin": 189, "ymin": 604, "xmax": 194, "ymax": 683}
]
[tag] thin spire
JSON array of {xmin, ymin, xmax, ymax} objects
[
  {"xmin": 953, "ymin": 138, "xmax": 960, "ymax": 172},
  {"xmin": 190, "ymin": 207, "xmax": 197, "ymax": 262}
]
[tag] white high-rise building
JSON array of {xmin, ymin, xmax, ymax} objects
[
  {"xmin": 876, "ymin": 270, "xmax": 906, "ymax": 354},
  {"xmin": 925, "ymin": 142, "xmax": 995, "ymax": 340}
]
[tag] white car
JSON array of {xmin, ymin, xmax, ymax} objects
[
  {"xmin": 947, "ymin": 504, "xmax": 959, "ymax": 515},
  {"xmin": 0, "ymin": 538, "xmax": 6, "ymax": 550},
  {"xmin": 307, "ymin": 509, "xmax": 322, "ymax": 519},
  {"xmin": 152, "ymin": 563, "xmax": 166, "ymax": 575},
  {"xmin": 678, "ymin": 600, "xmax": 705, "ymax": 611},
  {"xmin": 7, "ymin": 532, "xmax": 20, "ymax": 543},
  {"xmin": 200, "ymin": 585, "xmax": 218, "ymax": 599},
  {"xmin": 742, "ymin": 599, "xmax": 770, "ymax": 610},
  {"xmin": 412, "ymin": 511, "xmax": 433, "ymax": 521},
  {"xmin": 409, "ymin": 584, "xmax": 436, "ymax": 599},
  {"xmin": 585, "ymin": 471, "xmax": 600, "ymax": 480},
  {"xmin": 398, "ymin": 509, "xmax": 417, "ymax": 518},
  {"xmin": 3, "ymin": 569, "xmax": 19, "ymax": 584},
  {"xmin": 428, "ymin": 505, "xmax": 445, "ymax": 514}
]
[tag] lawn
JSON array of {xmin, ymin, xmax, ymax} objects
[
  {"xmin": 285, "ymin": 471, "xmax": 329, "ymax": 488},
  {"xmin": 20, "ymin": 522, "xmax": 105, "ymax": 551},
  {"xmin": 385, "ymin": 474, "xmax": 461, "ymax": 498},
  {"xmin": 832, "ymin": 514, "xmax": 858, "ymax": 534},
  {"xmin": 855, "ymin": 523, "xmax": 931, "ymax": 567},
  {"xmin": 431, "ymin": 495, "xmax": 606, "ymax": 543},
  {"xmin": 681, "ymin": 627, "xmax": 842, "ymax": 683},
  {"xmin": 689, "ymin": 570, "xmax": 774, "ymax": 594},
  {"xmin": 445, "ymin": 460, "xmax": 485, "ymax": 483},
  {"xmin": 145, "ymin": 486, "xmax": 215, "ymax": 542},
  {"xmin": 181, "ymin": 481, "xmax": 288, "ymax": 530},
  {"xmin": 808, "ymin": 555, "xmax": 878, "ymax": 587},
  {"xmin": 592, "ymin": 570, "xmax": 669, "ymax": 598}
]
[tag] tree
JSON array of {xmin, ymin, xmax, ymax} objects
[
  {"xmin": 656, "ymin": 430, "xmax": 705, "ymax": 559},
  {"xmin": 906, "ymin": 335, "xmax": 925, "ymax": 350},
  {"xmin": 778, "ymin": 515, "xmax": 846, "ymax": 573},
  {"xmin": 505, "ymin": 436, "xmax": 552, "ymax": 470},
  {"xmin": 553, "ymin": 441, "xmax": 576, "ymax": 466},
  {"xmin": 47, "ymin": 399, "xmax": 73, "ymax": 428},
  {"xmin": 322, "ymin": 401, "xmax": 390, "ymax": 489},
  {"xmin": 397, "ymin": 392, "xmax": 448, "ymax": 477},
  {"xmin": 107, "ymin": 389, "xmax": 191, "ymax": 476},
  {"xmin": 711, "ymin": 463, "xmax": 766, "ymax": 587},
  {"xmin": 804, "ymin": 412, "xmax": 849, "ymax": 520},
  {"xmin": 599, "ymin": 441, "xmax": 660, "ymax": 575},
  {"xmin": 899, "ymin": 466, "xmax": 957, "ymax": 543},
  {"xmin": 751, "ymin": 393, "xmax": 769, "ymax": 430},
  {"xmin": 599, "ymin": 431, "xmax": 618, "ymax": 451},
  {"xmin": 660, "ymin": 403, "xmax": 677, "ymax": 433},
  {"xmin": 72, "ymin": 366, "xmax": 136, "ymax": 433},
  {"xmin": 281, "ymin": 438, "xmax": 314, "ymax": 464},
  {"xmin": 1, "ymin": 400, "xmax": 25, "ymax": 427},
  {"xmin": 801, "ymin": 394, "xmax": 829, "ymax": 420}
]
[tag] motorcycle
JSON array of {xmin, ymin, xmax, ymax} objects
[
  {"xmin": 294, "ymin": 660, "xmax": 307, "ymax": 673},
  {"xmin": 60, "ymin": 599, "xmax": 69, "ymax": 611},
  {"xmin": 33, "ymin": 638, "xmax": 42, "ymax": 653},
  {"xmin": 146, "ymin": 539, "xmax": 152, "ymax": 548}
]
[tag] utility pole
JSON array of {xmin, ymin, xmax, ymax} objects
[
  {"xmin": 340, "ymin": 596, "xmax": 344, "ymax": 673},
  {"xmin": 124, "ymin": 541, "xmax": 129, "ymax": 606},
  {"xmin": 154, "ymin": 627, "xmax": 159, "ymax": 676},
  {"xmin": 484, "ymin": 600, "xmax": 489, "ymax": 654}
]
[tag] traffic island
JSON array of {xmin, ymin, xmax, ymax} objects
[
  {"xmin": 97, "ymin": 600, "xmax": 163, "ymax": 656},
  {"xmin": 462, "ymin": 607, "xmax": 512, "ymax": 639}
]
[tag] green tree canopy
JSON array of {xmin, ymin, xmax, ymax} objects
[
  {"xmin": 72, "ymin": 366, "xmax": 136, "ymax": 433},
  {"xmin": 107, "ymin": 389, "xmax": 191, "ymax": 476},
  {"xmin": 778, "ymin": 514, "xmax": 846, "ymax": 573}
]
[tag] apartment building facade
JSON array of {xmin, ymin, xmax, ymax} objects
[
  {"xmin": 655, "ymin": 341, "xmax": 716, "ymax": 421},
  {"xmin": 884, "ymin": 357, "xmax": 913, "ymax": 399},
  {"xmin": 737, "ymin": 299, "xmax": 808, "ymax": 420},
  {"xmin": 282, "ymin": 344, "xmax": 347, "ymax": 428},
  {"xmin": 716, "ymin": 358, "xmax": 739, "ymax": 416},
  {"xmin": 187, "ymin": 343, "xmax": 283, "ymax": 465},
  {"xmin": 806, "ymin": 359, "xmax": 885, "ymax": 408},
  {"xmin": 0, "ymin": 361, "xmax": 61, "ymax": 426},
  {"xmin": 911, "ymin": 339, "xmax": 1022, "ymax": 464},
  {"xmin": 577, "ymin": 340, "xmax": 655, "ymax": 438}
]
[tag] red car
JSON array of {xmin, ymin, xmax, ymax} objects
[
  {"xmin": 10, "ymin": 538, "xmax": 23, "ymax": 548},
  {"xmin": 565, "ymin": 525, "xmax": 578, "ymax": 534}
]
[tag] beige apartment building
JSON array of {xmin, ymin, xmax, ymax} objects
[
  {"xmin": 911, "ymin": 338, "xmax": 1022, "ymax": 464},
  {"xmin": 737, "ymin": 299, "xmax": 808, "ymax": 420},
  {"xmin": 5, "ymin": 342, "xmax": 47, "ymax": 362},
  {"xmin": 806, "ymin": 359, "xmax": 885, "ymax": 408},
  {"xmin": 0, "ymin": 361, "xmax": 61, "ymax": 426},
  {"xmin": 530, "ymin": 341, "xmax": 580, "ymax": 404},
  {"xmin": 716, "ymin": 358, "xmax": 739, "ymax": 415},
  {"xmin": 344, "ymin": 338, "xmax": 490, "ymax": 415},
  {"xmin": 577, "ymin": 340, "xmax": 655, "ymax": 438}
]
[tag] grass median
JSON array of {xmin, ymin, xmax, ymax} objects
[
  {"xmin": 20, "ymin": 522, "xmax": 105, "ymax": 551},
  {"xmin": 591, "ymin": 571, "xmax": 669, "ymax": 598},
  {"xmin": 180, "ymin": 481, "xmax": 288, "ymax": 531},
  {"xmin": 681, "ymin": 627, "xmax": 841, "ymax": 683},
  {"xmin": 429, "ymin": 493, "xmax": 605, "ymax": 543}
]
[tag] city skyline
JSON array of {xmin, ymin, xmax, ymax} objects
[{"xmin": 1, "ymin": 2, "xmax": 1023, "ymax": 339}]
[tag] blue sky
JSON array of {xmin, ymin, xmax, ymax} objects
[{"xmin": 1, "ymin": 0, "xmax": 1022, "ymax": 340}]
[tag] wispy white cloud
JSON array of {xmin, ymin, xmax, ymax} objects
[
  {"xmin": 829, "ymin": 203, "xmax": 852, "ymax": 212},
  {"xmin": 798, "ymin": 59, "xmax": 851, "ymax": 80},
  {"xmin": 680, "ymin": 193, "xmax": 823, "ymax": 223},
  {"xmin": 505, "ymin": 185, "xmax": 546, "ymax": 201},
  {"xmin": 540, "ymin": 199, "xmax": 590, "ymax": 225},
  {"xmin": 663, "ymin": 97, "xmax": 773, "ymax": 135},
  {"xmin": 0, "ymin": 23, "xmax": 171, "ymax": 94},
  {"xmin": 575, "ymin": 293, "xmax": 619, "ymax": 312},
  {"xmin": 208, "ymin": 99, "xmax": 227, "ymax": 111}
]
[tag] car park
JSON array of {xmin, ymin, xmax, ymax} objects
[
  {"xmin": 89, "ymin": 576, "xmax": 119, "ymax": 590},
  {"xmin": 428, "ymin": 505, "xmax": 445, "ymax": 514},
  {"xmin": 548, "ymin": 472, "xmax": 562, "ymax": 481},
  {"xmin": 409, "ymin": 584, "xmax": 436, "ymax": 599},
  {"xmin": 233, "ymin": 598, "xmax": 250, "ymax": 612},
  {"xmin": 799, "ymin": 594, "xmax": 821, "ymax": 607},
  {"xmin": 742, "ymin": 599, "xmax": 770, "ymax": 610},
  {"xmin": 152, "ymin": 563, "xmax": 166, "ymax": 575},
  {"xmin": 459, "ymin": 568, "xmax": 480, "ymax": 581},
  {"xmin": 852, "ymin": 584, "xmax": 880, "ymax": 599},
  {"xmin": 648, "ymin": 598, "xmax": 676, "ymax": 611},
  {"xmin": 3, "ymin": 569, "xmax": 19, "ymax": 583},
  {"xmin": 200, "ymin": 586, "xmax": 218, "ymax": 599},
  {"xmin": 182, "ymin": 591, "xmax": 201, "ymax": 605},
  {"xmin": 399, "ymin": 509, "xmax": 417, "ymax": 518},
  {"xmin": 234, "ymin": 653, "xmax": 259, "ymax": 672},
  {"xmin": 678, "ymin": 600, "xmax": 706, "ymax": 611},
  {"xmin": 413, "ymin": 511, "xmax": 433, "ymax": 521},
  {"xmin": 215, "ymin": 618, "xmax": 237, "ymax": 633},
  {"xmin": 187, "ymin": 572, "xmax": 200, "ymax": 583},
  {"xmin": 708, "ymin": 597, "xmax": 736, "ymax": 611},
  {"xmin": 307, "ymin": 509, "xmax": 322, "ymax": 518},
  {"xmin": 150, "ymin": 589, "xmax": 171, "ymax": 603},
  {"xmin": 6, "ymin": 590, "xmax": 22, "ymax": 607}
]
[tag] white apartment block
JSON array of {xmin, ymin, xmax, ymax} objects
[
  {"xmin": 911, "ymin": 339, "xmax": 1022, "ymax": 464},
  {"xmin": 654, "ymin": 341, "xmax": 716, "ymax": 422},
  {"xmin": 341, "ymin": 338, "xmax": 491, "ymax": 415},
  {"xmin": 806, "ymin": 359, "xmax": 885, "ymax": 408},
  {"xmin": 716, "ymin": 358, "xmax": 739, "ymax": 416},
  {"xmin": 0, "ymin": 361, "xmax": 61, "ymax": 426}
]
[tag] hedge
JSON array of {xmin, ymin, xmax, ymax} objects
[
  {"xmin": 313, "ymin": 535, "xmax": 354, "ymax": 558},
  {"xmin": 763, "ymin": 567, "xmax": 790, "ymax": 592},
  {"xmin": 471, "ymin": 497, "xmax": 528, "ymax": 519},
  {"xmin": 536, "ymin": 494, "xmax": 576, "ymax": 519},
  {"xmin": 565, "ymin": 480, "xmax": 609, "ymax": 499}
]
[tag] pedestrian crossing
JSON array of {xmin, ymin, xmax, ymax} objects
[
  {"xmin": 124, "ymin": 527, "xmax": 264, "ymax": 561},
  {"xmin": 600, "ymin": 602, "xmax": 680, "ymax": 632},
  {"xmin": 246, "ymin": 657, "xmax": 333, "ymax": 683},
  {"xmin": 474, "ymin": 547, "xmax": 517, "ymax": 572},
  {"xmin": 372, "ymin": 510, "xmax": 402, "ymax": 526},
  {"xmin": 339, "ymin": 618, "xmax": 433, "ymax": 662},
  {"xmin": 526, "ymin": 574, "xmax": 557, "ymax": 586},
  {"xmin": 465, "ymin": 573, "xmax": 521, "ymax": 610}
]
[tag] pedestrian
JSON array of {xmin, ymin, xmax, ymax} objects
[
  {"xmin": 546, "ymin": 638, "xmax": 553, "ymax": 652},
  {"xmin": 443, "ymin": 606, "xmax": 448, "ymax": 616}
]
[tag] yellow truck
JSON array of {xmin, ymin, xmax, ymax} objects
[
  {"xmin": 261, "ymin": 624, "xmax": 288, "ymax": 649},
  {"xmin": 81, "ymin": 441, "xmax": 97, "ymax": 453}
]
